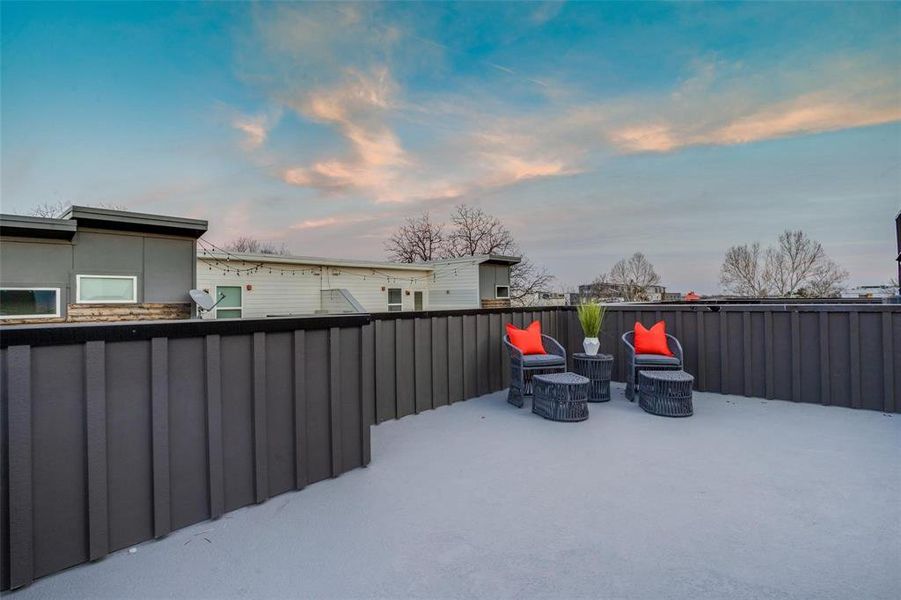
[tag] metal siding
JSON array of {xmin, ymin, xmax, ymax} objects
[
  {"xmin": 476, "ymin": 313, "xmax": 490, "ymax": 395},
  {"xmin": 447, "ymin": 316, "xmax": 464, "ymax": 403},
  {"xmin": 220, "ymin": 335, "xmax": 255, "ymax": 511},
  {"xmin": 799, "ymin": 313, "xmax": 821, "ymax": 405},
  {"xmin": 340, "ymin": 327, "xmax": 363, "ymax": 472},
  {"xmin": 106, "ymin": 341, "xmax": 154, "ymax": 551},
  {"xmin": 0, "ymin": 317, "xmax": 371, "ymax": 590},
  {"xmin": 771, "ymin": 312, "xmax": 793, "ymax": 401},
  {"xmin": 414, "ymin": 319, "xmax": 432, "ymax": 412},
  {"xmin": 144, "ymin": 237, "xmax": 194, "ymax": 303},
  {"xmin": 0, "ymin": 240, "xmax": 73, "ymax": 318},
  {"xmin": 431, "ymin": 317, "xmax": 449, "ymax": 407},
  {"xmin": 858, "ymin": 312, "xmax": 884, "ymax": 411},
  {"xmin": 265, "ymin": 332, "xmax": 295, "ymax": 497},
  {"xmin": 32, "ymin": 344, "xmax": 88, "ymax": 577},
  {"xmin": 462, "ymin": 315, "xmax": 478, "ymax": 400},
  {"xmin": 304, "ymin": 330, "xmax": 332, "ymax": 483},
  {"xmin": 168, "ymin": 337, "xmax": 210, "ymax": 530},
  {"xmin": 375, "ymin": 320, "xmax": 396, "ymax": 422},
  {"xmin": 395, "ymin": 319, "xmax": 416, "ymax": 418},
  {"xmin": 828, "ymin": 313, "xmax": 852, "ymax": 408}
]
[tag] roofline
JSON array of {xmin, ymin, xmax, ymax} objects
[
  {"xmin": 0, "ymin": 214, "xmax": 78, "ymax": 239},
  {"xmin": 61, "ymin": 205, "xmax": 208, "ymax": 238},
  {"xmin": 198, "ymin": 250, "xmax": 435, "ymax": 272},
  {"xmin": 424, "ymin": 254, "xmax": 521, "ymax": 266}
]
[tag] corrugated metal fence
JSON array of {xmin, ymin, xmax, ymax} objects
[
  {"xmin": 2, "ymin": 303, "xmax": 898, "ymax": 589},
  {"xmin": 1, "ymin": 316, "xmax": 372, "ymax": 591},
  {"xmin": 367, "ymin": 303, "xmax": 899, "ymax": 418}
]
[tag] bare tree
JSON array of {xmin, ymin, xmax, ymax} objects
[
  {"xmin": 442, "ymin": 204, "xmax": 553, "ymax": 304},
  {"xmin": 605, "ymin": 252, "xmax": 661, "ymax": 301},
  {"xmin": 385, "ymin": 203, "xmax": 554, "ymax": 304},
  {"xmin": 27, "ymin": 201, "xmax": 126, "ymax": 218},
  {"xmin": 720, "ymin": 242, "xmax": 769, "ymax": 297},
  {"xmin": 384, "ymin": 211, "xmax": 444, "ymax": 263},
  {"xmin": 509, "ymin": 254, "xmax": 555, "ymax": 307},
  {"xmin": 720, "ymin": 230, "xmax": 847, "ymax": 298},
  {"xmin": 445, "ymin": 204, "xmax": 515, "ymax": 257},
  {"xmin": 225, "ymin": 236, "xmax": 289, "ymax": 255}
]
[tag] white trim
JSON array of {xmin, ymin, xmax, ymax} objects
[
  {"xmin": 76, "ymin": 274, "xmax": 137, "ymax": 304},
  {"xmin": 214, "ymin": 285, "xmax": 243, "ymax": 319},
  {"xmin": 387, "ymin": 287, "xmax": 403, "ymax": 312},
  {"xmin": 495, "ymin": 285, "xmax": 510, "ymax": 300},
  {"xmin": 0, "ymin": 287, "xmax": 61, "ymax": 319}
]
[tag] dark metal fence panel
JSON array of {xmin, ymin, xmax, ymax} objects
[
  {"xmin": 556, "ymin": 304, "xmax": 899, "ymax": 414},
  {"xmin": 3, "ymin": 304, "xmax": 898, "ymax": 590},
  {"xmin": 1, "ymin": 316, "xmax": 370, "ymax": 591}
]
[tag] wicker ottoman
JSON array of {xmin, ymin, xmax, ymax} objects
[
  {"xmin": 572, "ymin": 353, "xmax": 614, "ymax": 402},
  {"xmin": 638, "ymin": 370, "xmax": 694, "ymax": 417},
  {"xmin": 532, "ymin": 372, "xmax": 590, "ymax": 422}
]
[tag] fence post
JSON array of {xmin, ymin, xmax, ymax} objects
[
  {"xmin": 85, "ymin": 341, "xmax": 109, "ymax": 560},
  {"xmin": 8, "ymin": 345, "xmax": 33, "ymax": 589},
  {"xmin": 151, "ymin": 337, "xmax": 171, "ymax": 538}
]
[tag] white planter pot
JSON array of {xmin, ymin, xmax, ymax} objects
[{"xmin": 583, "ymin": 337, "xmax": 600, "ymax": 356}]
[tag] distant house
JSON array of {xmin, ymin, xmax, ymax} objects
[
  {"xmin": 576, "ymin": 282, "xmax": 667, "ymax": 303},
  {"xmin": 0, "ymin": 206, "xmax": 207, "ymax": 323},
  {"xmin": 196, "ymin": 252, "xmax": 520, "ymax": 317},
  {"xmin": 841, "ymin": 285, "xmax": 898, "ymax": 300}
]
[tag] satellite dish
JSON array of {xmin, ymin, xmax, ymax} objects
[{"xmin": 190, "ymin": 289, "xmax": 216, "ymax": 311}]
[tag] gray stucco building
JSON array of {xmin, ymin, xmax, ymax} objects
[{"xmin": 0, "ymin": 206, "xmax": 207, "ymax": 323}]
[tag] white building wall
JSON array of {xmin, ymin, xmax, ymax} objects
[
  {"xmin": 196, "ymin": 258, "xmax": 432, "ymax": 317},
  {"xmin": 426, "ymin": 260, "xmax": 480, "ymax": 310}
]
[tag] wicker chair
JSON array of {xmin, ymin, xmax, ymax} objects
[
  {"xmin": 621, "ymin": 330, "xmax": 684, "ymax": 401},
  {"xmin": 503, "ymin": 334, "xmax": 567, "ymax": 407}
]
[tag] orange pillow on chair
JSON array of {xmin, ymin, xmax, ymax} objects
[
  {"xmin": 506, "ymin": 321, "xmax": 545, "ymax": 355},
  {"xmin": 634, "ymin": 321, "xmax": 673, "ymax": 356}
]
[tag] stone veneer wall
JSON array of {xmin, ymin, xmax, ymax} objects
[
  {"xmin": 65, "ymin": 303, "xmax": 192, "ymax": 322},
  {"xmin": 480, "ymin": 298, "xmax": 512, "ymax": 309}
]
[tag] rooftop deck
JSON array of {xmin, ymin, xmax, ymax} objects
[{"xmin": 10, "ymin": 384, "xmax": 899, "ymax": 600}]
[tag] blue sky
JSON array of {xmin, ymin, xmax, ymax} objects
[{"xmin": 2, "ymin": 1, "xmax": 899, "ymax": 292}]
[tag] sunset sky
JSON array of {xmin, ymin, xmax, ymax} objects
[{"xmin": 2, "ymin": 1, "xmax": 899, "ymax": 293}]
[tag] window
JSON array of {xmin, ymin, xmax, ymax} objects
[
  {"xmin": 495, "ymin": 285, "xmax": 510, "ymax": 299},
  {"xmin": 215, "ymin": 285, "xmax": 242, "ymax": 319},
  {"xmin": 387, "ymin": 288, "xmax": 403, "ymax": 312},
  {"xmin": 0, "ymin": 288, "xmax": 60, "ymax": 319},
  {"xmin": 77, "ymin": 275, "xmax": 137, "ymax": 303}
]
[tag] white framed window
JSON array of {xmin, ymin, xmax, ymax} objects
[
  {"xmin": 387, "ymin": 288, "xmax": 403, "ymax": 312},
  {"xmin": 215, "ymin": 285, "xmax": 243, "ymax": 319},
  {"xmin": 76, "ymin": 275, "xmax": 137, "ymax": 304},
  {"xmin": 0, "ymin": 288, "xmax": 61, "ymax": 319},
  {"xmin": 495, "ymin": 285, "xmax": 510, "ymax": 299}
]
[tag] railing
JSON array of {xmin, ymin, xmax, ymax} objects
[
  {"xmin": 0, "ymin": 315, "xmax": 372, "ymax": 590},
  {"xmin": 1, "ymin": 302, "xmax": 898, "ymax": 589}
]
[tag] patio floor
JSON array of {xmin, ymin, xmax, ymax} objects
[{"xmin": 10, "ymin": 384, "xmax": 901, "ymax": 600}]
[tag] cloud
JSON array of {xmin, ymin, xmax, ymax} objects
[
  {"xmin": 606, "ymin": 56, "xmax": 901, "ymax": 153},
  {"xmin": 231, "ymin": 4, "xmax": 900, "ymax": 207},
  {"xmin": 231, "ymin": 108, "xmax": 283, "ymax": 151}
]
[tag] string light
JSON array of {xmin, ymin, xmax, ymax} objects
[{"xmin": 197, "ymin": 237, "xmax": 476, "ymax": 282}]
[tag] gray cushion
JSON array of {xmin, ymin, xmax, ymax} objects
[
  {"xmin": 522, "ymin": 353, "xmax": 566, "ymax": 367},
  {"xmin": 634, "ymin": 353, "xmax": 681, "ymax": 366}
]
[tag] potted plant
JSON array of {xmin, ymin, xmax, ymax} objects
[{"xmin": 577, "ymin": 301, "xmax": 606, "ymax": 355}]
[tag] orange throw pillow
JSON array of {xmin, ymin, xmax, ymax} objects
[
  {"xmin": 634, "ymin": 321, "xmax": 673, "ymax": 356},
  {"xmin": 506, "ymin": 321, "xmax": 545, "ymax": 355}
]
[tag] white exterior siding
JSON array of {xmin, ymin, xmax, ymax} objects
[
  {"xmin": 197, "ymin": 258, "xmax": 431, "ymax": 317},
  {"xmin": 426, "ymin": 259, "xmax": 480, "ymax": 310}
]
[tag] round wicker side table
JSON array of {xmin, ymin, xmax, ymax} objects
[
  {"xmin": 638, "ymin": 370, "xmax": 694, "ymax": 417},
  {"xmin": 572, "ymin": 353, "xmax": 614, "ymax": 402},
  {"xmin": 532, "ymin": 372, "xmax": 590, "ymax": 422}
]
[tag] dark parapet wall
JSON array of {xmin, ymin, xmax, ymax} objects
[
  {"xmin": 0, "ymin": 315, "xmax": 371, "ymax": 591},
  {"xmin": 2, "ymin": 302, "xmax": 899, "ymax": 590}
]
